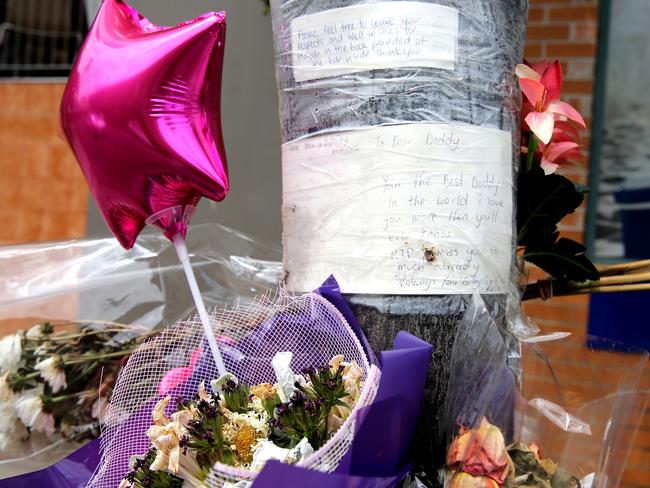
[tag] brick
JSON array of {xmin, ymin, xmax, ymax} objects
[
  {"xmin": 524, "ymin": 43, "xmax": 543, "ymax": 59},
  {"xmin": 562, "ymin": 79, "xmax": 594, "ymax": 94},
  {"xmin": 572, "ymin": 22, "xmax": 599, "ymax": 41},
  {"xmin": 546, "ymin": 42, "xmax": 597, "ymax": 58},
  {"xmin": 528, "ymin": 7, "xmax": 546, "ymax": 23},
  {"xmin": 527, "ymin": 24, "xmax": 570, "ymax": 41},
  {"xmin": 548, "ymin": 6, "xmax": 598, "ymax": 21}
]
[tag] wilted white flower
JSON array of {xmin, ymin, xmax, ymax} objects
[
  {"xmin": 210, "ymin": 373, "xmax": 239, "ymax": 396},
  {"xmin": 0, "ymin": 334, "xmax": 22, "ymax": 372},
  {"xmin": 0, "ymin": 401, "xmax": 28, "ymax": 452},
  {"xmin": 250, "ymin": 439, "xmax": 290, "ymax": 471},
  {"xmin": 15, "ymin": 387, "xmax": 55, "ymax": 436},
  {"xmin": 0, "ymin": 373, "xmax": 14, "ymax": 402},
  {"xmin": 35, "ymin": 356, "xmax": 67, "ymax": 393},
  {"xmin": 271, "ymin": 351, "xmax": 306, "ymax": 403},
  {"xmin": 0, "ymin": 402, "xmax": 18, "ymax": 435},
  {"xmin": 285, "ymin": 437, "xmax": 314, "ymax": 465},
  {"xmin": 146, "ymin": 396, "xmax": 193, "ymax": 475},
  {"xmin": 25, "ymin": 324, "xmax": 43, "ymax": 340}
]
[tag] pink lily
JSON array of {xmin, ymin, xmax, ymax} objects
[
  {"xmin": 539, "ymin": 140, "xmax": 581, "ymax": 174},
  {"xmin": 516, "ymin": 61, "xmax": 586, "ymax": 144}
]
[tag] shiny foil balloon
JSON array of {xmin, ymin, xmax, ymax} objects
[{"xmin": 60, "ymin": 0, "xmax": 228, "ymax": 249}]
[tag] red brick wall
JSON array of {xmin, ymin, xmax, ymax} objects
[{"xmin": 522, "ymin": 1, "xmax": 650, "ymax": 486}]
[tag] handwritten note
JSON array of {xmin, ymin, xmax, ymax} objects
[
  {"xmin": 282, "ymin": 124, "xmax": 513, "ymax": 294},
  {"xmin": 290, "ymin": 2, "xmax": 458, "ymax": 82}
]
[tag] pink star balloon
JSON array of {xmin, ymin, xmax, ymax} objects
[{"xmin": 60, "ymin": 0, "xmax": 229, "ymax": 249}]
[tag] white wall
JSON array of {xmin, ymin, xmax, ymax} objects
[{"xmin": 85, "ymin": 0, "xmax": 283, "ymax": 244}]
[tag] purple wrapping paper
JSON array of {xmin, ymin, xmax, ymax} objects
[
  {"xmin": 2, "ymin": 280, "xmax": 433, "ymax": 487},
  {"xmin": 0, "ymin": 438, "xmax": 101, "ymax": 487}
]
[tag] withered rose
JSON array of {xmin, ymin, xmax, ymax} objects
[
  {"xmin": 446, "ymin": 418, "xmax": 513, "ymax": 485},
  {"xmin": 450, "ymin": 472, "xmax": 500, "ymax": 488}
]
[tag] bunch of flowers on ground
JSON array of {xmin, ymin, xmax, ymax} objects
[
  {"xmin": 120, "ymin": 353, "xmax": 363, "ymax": 487},
  {"xmin": 0, "ymin": 321, "xmax": 155, "ymax": 452},
  {"xmin": 446, "ymin": 418, "xmax": 579, "ymax": 488}
]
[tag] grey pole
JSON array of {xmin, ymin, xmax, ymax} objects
[{"xmin": 270, "ymin": 0, "xmax": 528, "ymax": 479}]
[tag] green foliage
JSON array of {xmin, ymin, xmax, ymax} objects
[
  {"xmin": 221, "ymin": 379, "xmax": 250, "ymax": 414},
  {"xmin": 517, "ymin": 160, "xmax": 599, "ymax": 282},
  {"xmin": 123, "ymin": 448, "xmax": 184, "ymax": 488},
  {"xmin": 183, "ymin": 398, "xmax": 234, "ymax": 469},
  {"xmin": 274, "ymin": 365, "xmax": 349, "ymax": 449}
]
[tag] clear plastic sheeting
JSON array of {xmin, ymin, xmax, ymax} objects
[
  {"xmin": 0, "ymin": 223, "xmax": 283, "ymax": 478},
  {"xmin": 443, "ymin": 294, "xmax": 649, "ymax": 488},
  {"xmin": 270, "ymin": 0, "xmax": 527, "ymax": 295},
  {"xmin": 0, "ymin": 223, "xmax": 283, "ymax": 329}
]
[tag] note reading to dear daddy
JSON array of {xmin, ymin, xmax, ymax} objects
[
  {"xmin": 282, "ymin": 124, "xmax": 513, "ymax": 294},
  {"xmin": 290, "ymin": 2, "xmax": 458, "ymax": 82}
]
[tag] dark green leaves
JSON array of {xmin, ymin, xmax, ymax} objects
[
  {"xmin": 524, "ymin": 238, "xmax": 599, "ymax": 282},
  {"xmin": 517, "ymin": 166, "xmax": 598, "ymax": 282}
]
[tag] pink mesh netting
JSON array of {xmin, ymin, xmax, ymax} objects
[{"xmin": 88, "ymin": 291, "xmax": 380, "ymax": 487}]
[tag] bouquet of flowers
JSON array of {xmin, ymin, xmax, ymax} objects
[
  {"xmin": 119, "ymin": 351, "xmax": 367, "ymax": 487},
  {"xmin": 88, "ymin": 287, "xmax": 382, "ymax": 487},
  {"xmin": 0, "ymin": 321, "xmax": 156, "ymax": 454}
]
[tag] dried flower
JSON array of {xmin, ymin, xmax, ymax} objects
[
  {"xmin": 210, "ymin": 373, "xmax": 239, "ymax": 396},
  {"xmin": 15, "ymin": 388, "xmax": 55, "ymax": 436},
  {"xmin": 0, "ymin": 334, "xmax": 22, "ymax": 372},
  {"xmin": 250, "ymin": 383, "xmax": 276, "ymax": 401},
  {"xmin": 447, "ymin": 418, "xmax": 512, "ymax": 484},
  {"xmin": 271, "ymin": 351, "xmax": 306, "ymax": 403},
  {"xmin": 34, "ymin": 356, "xmax": 67, "ymax": 393},
  {"xmin": 450, "ymin": 472, "xmax": 500, "ymax": 488},
  {"xmin": 233, "ymin": 424, "xmax": 258, "ymax": 463}
]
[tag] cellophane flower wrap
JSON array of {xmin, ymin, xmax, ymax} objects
[
  {"xmin": 442, "ymin": 294, "xmax": 648, "ymax": 488},
  {"xmin": 0, "ymin": 224, "xmax": 282, "ymax": 477},
  {"xmin": 88, "ymin": 288, "xmax": 381, "ymax": 487}
]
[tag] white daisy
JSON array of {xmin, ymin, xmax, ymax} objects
[
  {"xmin": 0, "ymin": 334, "xmax": 22, "ymax": 372},
  {"xmin": 15, "ymin": 387, "xmax": 55, "ymax": 436},
  {"xmin": 0, "ymin": 404, "xmax": 27, "ymax": 452},
  {"xmin": 25, "ymin": 325, "xmax": 43, "ymax": 340},
  {"xmin": 0, "ymin": 373, "xmax": 14, "ymax": 402},
  {"xmin": 34, "ymin": 356, "xmax": 67, "ymax": 393}
]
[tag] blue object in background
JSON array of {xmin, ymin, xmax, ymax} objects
[{"xmin": 588, "ymin": 290, "xmax": 650, "ymax": 352}]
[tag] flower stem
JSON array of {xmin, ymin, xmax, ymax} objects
[
  {"xmin": 64, "ymin": 349, "xmax": 133, "ymax": 365},
  {"xmin": 526, "ymin": 134, "xmax": 538, "ymax": 172},
  {"xmin": 49, "ymin": 393, "xmax": 79, "ymax": 403}
]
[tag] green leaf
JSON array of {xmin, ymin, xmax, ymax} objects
[{"xmin": 524, "ymin": 238, "xmax": 600, "ymax": 282}]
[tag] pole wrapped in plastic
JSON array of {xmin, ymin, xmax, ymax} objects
[{"xmin": 270, "ymin": 0, "xmax": 528, "ymax": 474}]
